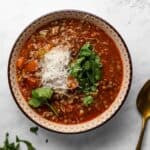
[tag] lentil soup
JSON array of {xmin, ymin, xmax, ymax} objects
[{"xmin": 16, "ymin": 19, "xmax": 123, "ymax": 124}]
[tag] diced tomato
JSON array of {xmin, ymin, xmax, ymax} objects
[
  {"xmin": 26, "ymin": 76, "xmax": 40, "ymax": 88},
  {"xmin": 16, "ymin": 57, "xmax": 25, "ymax": 69},
  {"xmin": 20, "ymin": 49, "xmax": 29, "ymax": 57},
  {"xmin": 43, "ymin": 44, "xmax": 51, "ymax": 50},
  {"xmin": 25, "ymin": 60, "xmax": 38, "ymax": 72},
  {"xmin": 67, "ymin": 76, "xmax": 79, "ymax": 89},
  {"xmin": 65, "ymin": 105, "xmax": 74, "ymax": 113},
  {"xmin": 20, "ymin": 87, "xmax": 31, "ymax": 98}
]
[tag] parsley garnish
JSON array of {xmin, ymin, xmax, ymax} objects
[
  {"xmin": 83, "ymin": 96, "xmax": 94, "ymax": 107},
  {"xmin": 69, "ymin": 43, "xmax": 102, "ymax": 106},
  {"xmin": 29, "ymin": 87, "xmax": 58, "ymax": 116},
  {"xmin": 30, "ymin": 127, "xmax": 39, "ymax": 135},
  {"xmin": 45, "ymin": 139, "xmax": 48, "ymax": 143},
  {"xmin": 16, "ymin": 136, "xmax": 36, "ymax": 150},
  {"xmin": 0, "ymin": 133, "xmax": 36, "ymax": 150},
  {"xmin": 69, "ymin": 43, "xmax": 102, "ymax": 94}
]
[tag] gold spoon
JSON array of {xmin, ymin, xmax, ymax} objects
[{"xmin": 136, "ymin": 80, "xmax": 150, "ymax": 150}]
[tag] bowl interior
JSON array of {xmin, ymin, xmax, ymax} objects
[{"xmin": 8, "ymin": 10, "xmax": 132, "ymax": 133}]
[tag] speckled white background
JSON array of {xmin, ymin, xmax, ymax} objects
[{"xmin": 0, "ymin": 0, "xmax": 150, "ymax": 149}]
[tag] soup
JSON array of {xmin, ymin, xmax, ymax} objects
[{"xmin": 16, "ymin": 19, "xmax": 123, "ymax": 124}]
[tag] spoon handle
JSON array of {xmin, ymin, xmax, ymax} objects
[{"xmin": 136, "ymin": 117, "xmax": 148, "ymax": 150}]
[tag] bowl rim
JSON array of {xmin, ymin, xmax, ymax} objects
[{"xmin": 7, "ymin": 9, "xmax": 132, "ymax": 134}]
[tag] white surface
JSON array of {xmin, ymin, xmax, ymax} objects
[{"xmin": 0, "ymin": 0, "xmax": 150, "ymax": 149}]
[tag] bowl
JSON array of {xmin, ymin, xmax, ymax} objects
[{"xmin": 8, "ymin": 10, "xmax": 132, "ymax": 134}]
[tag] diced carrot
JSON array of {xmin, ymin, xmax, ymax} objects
[
  {"xmin": 67, "ymin": 76, "xmax": 79, "ymax": 89},
  {"xmin": 26, "ymin": 76, "xmax": 40, "ymax": 88},
  {"xmin": 20, "ymin": 49, "xmax": 29, "ymax": 57},
  {"xmin": 27, "ymin": 43, "xmax": 34, "ymax": 49},
  {"xmin": 65, "ymin": 105, "xmax": 74, "ymax": 113},
  {"xmin": 25, "ymin": 60, "xmax": 38, "ymax": 72},
  {"xmin": 20, "ymin": 87, "xmax": 31, "ymax": 98},
  {"xmin": 16, "ymin": 57, "xmax": 25, "ymax": 69},
  {"xmin": 43, "ymin": 44, "xmax": 52, "ymax": 50}
]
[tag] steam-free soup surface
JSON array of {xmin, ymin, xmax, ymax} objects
[{"xmin": 16, "ymin": 19, "xmax": 123, "ymax": 124}]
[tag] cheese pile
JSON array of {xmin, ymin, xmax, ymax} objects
[{"xmin": 41, "ymin": 45, "xmax": 70, "ymax": 91}]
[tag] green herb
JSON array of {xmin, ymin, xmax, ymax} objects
[
  {"xmin": 69, "ymin": 43, "xmax": 102, "ymax": 94},
  {"xmin": 0, "ymin": 133, "xmax": 36, "ymax": 150},
  {"xmin": 29, "ymin": 98, "xmax": 42, "ymax": 108},
  {"xmin": 30, "ymin": 127, "xmax": 39, "ymax": 135},
  {"xmin": 16, "ymin": 136, "xmax": 36, "ymax": 150},
  {"xmin": 46, "ymin": 103, "xmax": 58, "ymax": 116},
  {"xmin": 0, "ymin": 133, "xmax": 20, "ymax": 150},
  {"xmin": 29, "ymin": 87, "xmax": 58, "ymax": 116},
  {"xmin": 83, "ymin": 96, "xmax": 93, "ymax": 106},
  {"xmin": 32, "ymin": 88, "xmax": 53, "ymax": 100},
  {"xmin": 45, "ymin": 139, "xmax": 48, "ymax": 143}
]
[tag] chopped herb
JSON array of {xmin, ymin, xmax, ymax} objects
[
  {"xmin": 30, "ymin": 127, "xmax": 39, "ymax": 135},
  {"xmin": 16, "ymin": 136, "xmax": 36, "ymax": 150},
  {"xmin": 29, "ymin": 98, "xmax": 42, "ymax": 108},
  {"xmin": 29, "ymin": 87, "xmax": 58, "ymax": 116},
  {"xmin": 83, "ymin": 96, "xmax": 94, "ymax": 106},
  {"xmin": 0, "ymin": 133, "xmax": 36, "ymax": 150},
  {"xmin": 0, "ymin": 133, "xmax": 20, "ymax": 150},
  {"xmin": 31, "ymin": 87, "xmax": 53, "ymax": 100},
  {"xmin": 45, "ymin": 139, "xmax": 48, "ymax": 143},
  {"xmin": 46, "ymin": 103, "xmax": 58, "ymax": 116},
  {"xmin": 69, "ymin": 43, "xmax": 102, "ymax": 94}
]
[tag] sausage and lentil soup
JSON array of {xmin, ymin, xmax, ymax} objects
[{"xmin": 16, "ymin": 19, "xmax": 123, "ymax": 124}]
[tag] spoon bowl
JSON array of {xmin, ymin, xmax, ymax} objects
[
  {"xmin": 137, "ymin": 80, "xmax": 150, "ymax": 118},
  {"xmin": 136, "ymin": 80, "xmax": 150, "ymax": 150}
]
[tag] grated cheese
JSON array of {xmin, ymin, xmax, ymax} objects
[{"xmin": 41, "ymin": 45, "xmax": 70, "ymax": 91}]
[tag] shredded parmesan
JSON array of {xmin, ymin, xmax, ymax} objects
[{"xmin": 41, "ymin": 45, "xmax": 70, "ymax": 91}]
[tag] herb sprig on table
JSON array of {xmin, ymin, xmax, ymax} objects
[
  {"xmin": 0, "ymin": 133, "xmax": 36, "ymax": 150},
  {"xmin": 30, "ymin": 127, "xmax": 39, "ymax": 135},
  {"xmin": 69, "ymin": 43, "xmax": 102, "ymax": 106}
]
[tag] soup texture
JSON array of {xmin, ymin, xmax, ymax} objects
[{"xmin": 16, "ymin": 19, "xmax": 123, "ymax": 124}]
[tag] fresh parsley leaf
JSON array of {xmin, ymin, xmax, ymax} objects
[
  {"xmin": 70, "ymin": 63, "xmax": 81, "ymax": 77},
  {"xmin": 83, "ymin": 96, "xmax": 93, "ymax": 107},
  {"xmin": 83, "ymin": 61, "xmax": 90, "ymax": 70},
  {"xmin": 95, "ymin": 55, "xmax": 100, "ymax": 64},
  {"xmin": 0, "ymin": 133, "xmax": 20, "ymax": 150},
  {"xmin": 69, "ymin": 43, "xmax": 102, "ymax": 94},
  {"xmin": 0, "ymin": 133, "xmax": 36, "ymax": 150},
  {"xmin": 29, "ymin": 87, "xmax": 58, "ymax": 116},
  {"xmin": 76, "ymin": 57, "xmax": 85, "ymax": 64},
  {"xmin": 32, "ymin": 87, "xmax": 53, "ymax": 100},
  {"xmin": 30, "ymin": 127, "xmax": 39, "ymax": 135},
  {"xmin": 29, "ymin": 98, "xmax": 42, "ymax": 108},
  {"xmin": 16, "ymin": 136, "xmax": 36, "ymax": 150},
  {"xmin": 45, "ymin": 139, "xmax": 48, "ymax": 143},
  {"xmin": 80, "ymin": 42, "xmax": 92, "ymax": 51},
  {"xmin": 79, "ymin": 48, "xmax": 92, "ymax": 57}
]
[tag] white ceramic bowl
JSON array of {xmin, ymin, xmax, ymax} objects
[{"xmin": 8, "ymin": 10, "xmax": 132, "ymax": 134}]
